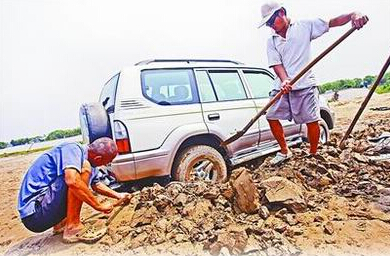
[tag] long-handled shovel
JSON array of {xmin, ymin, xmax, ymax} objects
[
  {"xmin": 221, "ymin": 27, "xmax": 357, "ymax": 147},
  {"xmin": 339, "ymin": 53, "xmax": 390, "ymax": 149}
]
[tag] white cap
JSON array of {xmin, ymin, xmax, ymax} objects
[{"xmin": 257, "ymin": 1, "xmax": 282, "ymax": 28}]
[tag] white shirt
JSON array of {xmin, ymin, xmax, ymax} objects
[{"xmin": 267, "ymin": 19, "xmax": 329, "ymax": 90}]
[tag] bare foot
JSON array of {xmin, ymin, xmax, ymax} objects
[{"xmin": 63, "ymin": 223, "xmax": 85, "ymax": 240}]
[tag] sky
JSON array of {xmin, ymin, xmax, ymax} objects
[{"xmin": 1, "ymin": 0, "xmax": 389, "ymax": 142}]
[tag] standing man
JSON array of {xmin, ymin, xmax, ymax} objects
[
  {"xmin": 18, "ymin": 137, "xmax": 130, "ymax": 243},
  {"xmin": 258, "ymin": 1, "xmax": 368, "ymax": 165}
]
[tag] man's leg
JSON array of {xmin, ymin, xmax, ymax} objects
[
  {"xmin": 268, "ymin": 119, "xmax": 289, "ymax": 154},
  {"xmin": 63, "ymin": 170, "xmax": 91, "ymax": 237},
  {"xmin": 306, "ymin": 121, "xmax": 320, "ymax": 155}
]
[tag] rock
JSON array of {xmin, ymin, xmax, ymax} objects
[
  {"xmin": 208, "ymin": 228, "xmax": 249, "ymax": 255},
  {"xmin": 307, "ymin": 200, "xmax": 317, "ymax": 209},
  {"xmin": 275, "ymin": 208, "xmax": 288, "ymax": 219},
  {"xmin": 173, "ymin": 193, "xmax": 187, "ymax": 206},
  {"xmin": 166, "ymin": 182, "xmax": 183, "ymax": 198},
  {"xmin": 182, "ymin": 199, "xmax": 213, "ymax": 221},
  {"xmin": 378, "ymin": 195, "xmax": 390, "ymax": 206},
  {"xmin": 259, "ymin": 206, "xmax": 270, "ymax": 220},
  {"xmin": 325, "ymin": 237, "xmax": 336, "ymax": 244},
  {"xmin": 221, "ymin": 184, "xmax": 235, "ymax": 201},
  {"xmin": 203, "ymin": 187, "xmax": 220, "ymax": 200},
  {"xmin": 131, "ymin": 206, "xmax": 159, "ymax": 227},
  {"xmin": 356, "ymin": 221, "xmax": 366, "ymax": 232},
  {"xmin": 352, "ymin": 153, "xmax": 369, "ymax": 163},
  {"xmin": 274, "ymin": 223, "xmax": 288, "ymax": 233},
  {"xmin": 314, "ymin": 215, "xmax": 324, "ymax": 222},
  {"xmin": 174, "ymin": 233, "xmax": 188, "ymax": 243},
  {"xmin": 284, "ymin": 214, "xmax": 298, "ymax": 226},
  {"xmin": 179, "ymin": 219, "xmax": 195, "ymax": 234},
  {"xmin": 260, "ymin": 176, "xmax": 307, "ymax": 213},
  {"xmin": 231, "ymin": 169, "xmax": 260, "ymax": 214},
  {"xmin": 318, "ymin": 176, "xmax": 333, "ymax": 187},
  {"xmin": 153, "ymin": 195, "xmax": 172, "ymax": 211},
  {"xmin": 323, "ymin": 221, "xmax": 334, "ymax": 235}
]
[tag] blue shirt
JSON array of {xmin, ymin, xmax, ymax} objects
[
  {"xmin": 18, "ymin": 142, "xmax": 99, "ymax": 218},
  {"xmin": 267, "ymin": 19, "xmax": 329, "ymax": 90}
]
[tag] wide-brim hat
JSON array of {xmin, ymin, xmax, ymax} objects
[{"xmin": 257, "ymin": 1, "xmax": 282, "ymax": 28}]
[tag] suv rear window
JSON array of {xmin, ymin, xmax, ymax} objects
[
  {"xmin": 99, "ymin": 73, "xmax": 120, "ymax": 113},
  {"xmin": 141, "ymin": 69, "xmax": 199, "ymax": 105}
]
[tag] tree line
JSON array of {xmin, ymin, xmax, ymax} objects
[
  {"xmin": 319, "ymin": 72, "xmax": 390, "ymax": 94},
  {"xmin": 0, "ymin": 128, "xmax": 81, "ymax": 149}
]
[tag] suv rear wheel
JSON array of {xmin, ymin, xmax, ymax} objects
[{"xmin": 173, "ymin": 145, "xmax": 227, "ymax": 183}]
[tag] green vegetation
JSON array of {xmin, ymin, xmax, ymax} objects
[
  {"xmin": 375, "ymin": 72, "xmax": 390, "ymax": 94},
  {"xmin": 376, "ymin": 84, "xmax": 390, "ymax": 94},
  {"xmin": 319, "ymin": 72, "xmax": 390, "ymax": 94},
  {"xmin": 0, "ymin": 142, "xmax": 7, "ymax": 150},
  {"xmin": 45, "ymin": 128, "xmax": 81, "ymax": 141},
  {"xmin": 3, "ymin": 128, "xmax": 81, "ymax": 148}
]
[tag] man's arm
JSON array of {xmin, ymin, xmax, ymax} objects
[
  {"xmin": 64, "ymin": 168, "xmax": 113, "ymax": 213},
  {"xmin": 329, "ymin": 12, "xmax": 368, "ymax": 29},
  {"xmin": 272, "ymin": 64, "xmax": 292, "ymax": 94},
  {"xmin": 92, "ymin": 182, "xmax": 130, "ymax": 200}
]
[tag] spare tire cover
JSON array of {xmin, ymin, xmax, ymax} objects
[{"xmin": 79, "ymin": 103, "xmax": 112, "ymax": 144}]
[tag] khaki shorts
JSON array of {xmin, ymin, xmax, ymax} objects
[{"xmin": 266, "ymin": 86, "xmax": 321, "ymax": 124}]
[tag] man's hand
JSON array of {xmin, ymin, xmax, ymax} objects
[
  {"xmin": 351, "ymin": 12, "xmax": 368, "ymax": 29},
  {"xmin": 280, "ymin": 79, "xmax": 292, "ymax": 94},
  {"xmin": 114, "ymin": 192, "xmax": 132, "ymax": 206},
  {"xmin": 97, "ymin": 201, "xmax": 114, "ymax": 214}
]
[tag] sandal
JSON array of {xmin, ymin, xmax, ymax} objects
[{"xmin": 62, "ymin": 220, "xmax": 107, "ymax": 244}]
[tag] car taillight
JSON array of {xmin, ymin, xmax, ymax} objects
[{"xmin": 114, "ymin": 121, "xmax": 131, "ymax": 154}]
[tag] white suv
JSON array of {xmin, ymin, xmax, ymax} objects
[{"xmin": 80, "ymin": 59, "xmax": 334, "ymax": 183}]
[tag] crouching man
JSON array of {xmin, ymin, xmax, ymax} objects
[{"xmin": 17, "ymin": 137, "xmax": 130, "ymax": 243}]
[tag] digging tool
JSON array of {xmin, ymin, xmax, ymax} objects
[
  {"xmin": 221, "ymin": 27, "xmax": 357, "ymax": 147},
  {"xmin": 339, "ymin": 53, "xmax": 390, "ymax": 149}
]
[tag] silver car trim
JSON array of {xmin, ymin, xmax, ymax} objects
[{"xmin": 229, "ymin": 137, "xmax": 303, "ymax": 166}]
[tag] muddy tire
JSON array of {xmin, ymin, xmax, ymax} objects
[
  {"xmin": 319, "ymin": 119, "xmax": 330, "ymax": 144},
  {"xmin": 173, "ymin": 145, "xmax": 227, "ymax": 183}
]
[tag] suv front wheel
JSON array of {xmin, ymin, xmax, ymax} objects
[{"xmin": 173, "ymin": 145, "xmax": 227, "ymax": 183}]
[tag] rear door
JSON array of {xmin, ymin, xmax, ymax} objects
[
  {"xmin": 241, "ymin": 69, "xmax": 300, "ymax": 145},
  {"xmin": 194, "ymin": 69, "xmax": 260, "ymax": 157}
]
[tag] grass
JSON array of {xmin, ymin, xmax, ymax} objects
[{"xmin": 0, "ymin": 146, "xmax": 52, "ymax": 158}]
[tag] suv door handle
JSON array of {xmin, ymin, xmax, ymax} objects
[{"xmin": 208, "ymin": 113, "xmax": 220, "ymax": 121}]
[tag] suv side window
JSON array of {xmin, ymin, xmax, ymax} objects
[
  {"xmin": 208, "ymin": 70, "xmax": 247, "ymax": 101},
  {"xmin": 99, "ymin": 73, "xmax": 120, "ymax": 112},
  {"xmin": 141, "ymin": 69, "xmax": 198, "ymax": 105},
  {"xmin": 195, "ymin": 71, "xmax": 217, "ymax": 103},
  {"xmin": 243, "ymin": 70, "xmax": 274, "ymax": 98}
]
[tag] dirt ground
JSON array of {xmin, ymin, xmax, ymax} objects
[{"xmin": 1, "ymin": 90, "xmax": 390, "ymax": 256}]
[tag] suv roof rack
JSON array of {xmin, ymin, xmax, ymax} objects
[{"xmin": 135, "ymin": 59, "xmax": 244, "ymax": 66}]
